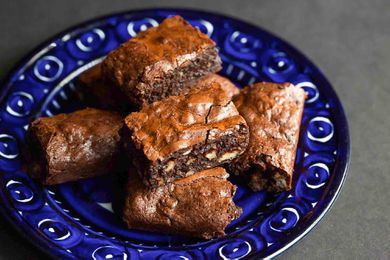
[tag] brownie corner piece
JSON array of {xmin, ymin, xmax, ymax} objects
[
  {"xmin": 230, "ymin": 82, "xmax": 306, "ymax": 192},
  {"xmin": 102, "ymin": 15, "xmax": 222, "ymax": 107},
  {"xmin": 123, "ymin": 82, "xmax": 249, "ymax": 187},
  {"xmin": 122, "ymin": 167, "xmax": 241, "ymax": 239},
  {"xmin": 26, "ymin": 108, "xmax": 124, "ymax": 185}
]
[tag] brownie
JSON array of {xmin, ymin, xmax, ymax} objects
[
  {"xmin": 78, "ymin": 64, "xmax": 133, "ymax": 114},
  {"xmin": 123, "ymin": 82, "xmax": 249, "ymax": 187},
  {"xmin": 229, "ymin": 82, "xmax": 306, "ymax": 192},
  {"xmin": 25, "ymin": 108, "xmax": 124, "ymax": 185},
  {"xmin": 102, "ymin": 15, "xmax": 222, "ymax": 107},
  {"xmin": 122, "ymin": 167, "xmax": 241, "ymax": 239}
]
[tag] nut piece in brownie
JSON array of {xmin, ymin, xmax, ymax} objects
[
  {"xmin": 78, "ymin": 64, "xmax": 133, "ymax": 114},
  {"xmin": 102, "ymin": 15, "xmax": 222, "ymax": 107},
  {"xmin": 123, "ymin": 167, "xmax": 241, "ymax": 239},
  {"xmin": 123, "ymin": 82, "xmax": 249, "ymax": 187},
  {"xmin": 229, "ymin": 82, "xmax": 305, "ymax": 192},
  {"xmin": 25, "ymin": 108, "xmax": 124, "ymax": 185}
]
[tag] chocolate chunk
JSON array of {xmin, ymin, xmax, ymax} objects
[
  {"xmin": 102, "ymin": 15, "xmax": 222, "ymax": 107},
  {"xmin": 122, "ymin": 167, "xmax": 241, "ymax": 239},
  {"xmin": 123, "ymin": 82, "xmax": 249, "ymax": 187},
  {"xmin": 229, "ymin": 82, "xmax": 305, "ymax": 192},
  {"xmin": 25, "ymin": 108, "xmax": 124, "ymax": 185}
]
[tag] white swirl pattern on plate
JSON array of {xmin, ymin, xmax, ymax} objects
[
  {"xmin": 0, "ymin": 134, "xmax": 19, "ymax": 159},
  {"xmin": 6, "ymin": 91, "xmax": 34, "ymax": 117},
  {"xmin": 307, "ymin": 116, "xmax": 334, "ymax": 143},
  {"xmin": 75, "ymin": 28, "xmax": 106, "ymax": 52},
  {"xmin": 33, "ymin": 55, "xmax": 64, "ymax": 82},
  {"xmin": 127, "ymin": 18, "xmax": 158, "ymax": 37}
]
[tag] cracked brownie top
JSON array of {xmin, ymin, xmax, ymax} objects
[{"xmin": 124, "ymin": 82, "xmax": 246, "ymax": 162}]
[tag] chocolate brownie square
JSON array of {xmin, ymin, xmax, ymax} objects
[
  {"xmin": 123, "ymin": 82, "xmax": 249, "ymax": 187},
  {"xmin": 25, "ymin": 108, "xmax": 124, "ymax": 185},
  {"xmin": 229, "ymin": 82, "xmax": 306, "ymax": 192},
  {"xmin": 102, "ymin": 15, "xmax": 222, "ymax": 107},
  {"xmin": 122, "ymin": 167, "xmax": 241, "ymax": 239}
]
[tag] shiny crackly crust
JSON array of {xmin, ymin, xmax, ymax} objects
[
  {"xmin": 122, "ymin": 167, "xmax": 241, "ymax": 239},
  {"xmin": 123, "ymin": 82, "xmax": 249, "ymax": 186},
  {"xmin": 26, "ymin": 108, "xmax": 123, "ymax": 185},
  {"xmin": 102, "ymin": 15, "xmax": 220, "ymax": 107},
  {"xmin": 125, "ymin": 82, "xmax": 246, "ymax": 161},
  {"xmin": 230, "ymin": 82, "xmax": 305, "ymax": 192}
]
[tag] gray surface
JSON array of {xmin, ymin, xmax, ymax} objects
[{"xmin": 0, "ymin": 0, "xmax": 389, "ymax": 259}]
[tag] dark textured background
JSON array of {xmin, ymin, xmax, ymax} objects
[{"xmin": 0, "ymin": 0, "xmax": 389, "ymax": 259}]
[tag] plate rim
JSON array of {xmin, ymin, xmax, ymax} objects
[{"xmin": 0, "ymin": 7, "xmax": 351, "ymax": 259}]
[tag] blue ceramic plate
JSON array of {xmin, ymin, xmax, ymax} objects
[{"xmin": 0, "ymin": 9, "xmax": 350, "ymax": 259}]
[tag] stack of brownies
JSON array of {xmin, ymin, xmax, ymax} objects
[{"xmin": 25, "ymin": 16, "xmax": 305, "ymax": 239}]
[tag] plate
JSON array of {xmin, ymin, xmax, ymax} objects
[{"xmin": 0, "ymin": 8, "xmax": 350, "ymax": 259}]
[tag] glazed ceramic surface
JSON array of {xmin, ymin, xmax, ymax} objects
[{"xmin": 0, "ymin": 9, "xmax": 349, "ymax": 259}]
